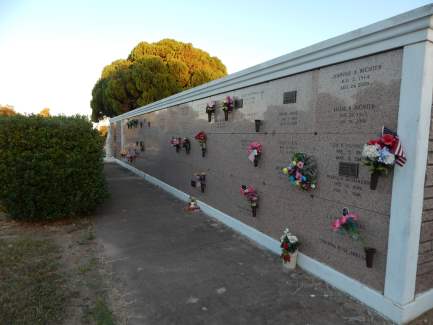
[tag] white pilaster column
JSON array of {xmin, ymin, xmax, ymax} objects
[
  {"xmin": 105, "ymin": 124, "xmax": 113, "ymax": 158},
  {"xmin": 385, "ymin": 41, "xmax": 433, "ymax": 305},
  {"xmin": 120, "ymin": 121, "xmax": 124, "ymax": 150}
]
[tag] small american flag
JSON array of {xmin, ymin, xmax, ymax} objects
[{"xmin": 382, "ymin": 126, "xmax": 406, "ymax": 166}]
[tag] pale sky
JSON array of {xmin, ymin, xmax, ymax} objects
[{"xmin": 0, "ymin": 0, "xmax": 431, "ymax": 118}]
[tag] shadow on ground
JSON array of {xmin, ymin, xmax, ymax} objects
[{"xmin": 96, "ymin": 163, "xmax": 392, "ymax": 325}]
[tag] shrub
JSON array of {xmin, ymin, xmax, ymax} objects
[{"xmin": 0, "ymin": 115, "xmax": 107, "ymax": 220}]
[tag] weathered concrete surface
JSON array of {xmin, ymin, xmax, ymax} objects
[{"xmin": 96, "ymin": 163, "xmax": 391, "ymax": 325}]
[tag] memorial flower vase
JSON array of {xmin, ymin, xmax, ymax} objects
[
  {"xmin": 202, "ymin": 146, "xmax": 206, "ymax": 157},
  {"xmin": 251, "ymin": 202, "xmax": 258, "ymax": 217},
  {"xmin": 370, "ymin": 171, "xmax": 380, "ymax": 190},
  {"xmin": 282, "ymin": 251, "xmax": 298, "ymax": 271},
  {"xmin": 254, "ymin": 153, "xmax": 261, "ymax": 167},
  {"xmin": 175, "ymin": 144, "xmax": 180, "ymax": 153},
  {"xmin": 255, "ymin": 120, "xmax": 261, "ymax": 132},
  {"xmin": 224, "ymin": 110, "xmax": 229, "ymax": 121},
  {"xmin": 207, "ymin": 112, "xmax": 213, "ymax": 122},
  {"xmin": 199, "ymin": 174, "xmax": 206, "ymax": 193},
  {"xmin": 364, "ymin": 247, "xmax": 376, "ymax": 268}
]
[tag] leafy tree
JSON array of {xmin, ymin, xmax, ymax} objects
[
  {"xmin": 39, "ymin": 108, "xmax": 50, "ymax": 117},
  {"xmin": 0, "ymin": 105, "xmax": 16, "ymax": 116},
  {"xmin": 91, "ymin": 39, "xmax": 227, "ymax": 121}
]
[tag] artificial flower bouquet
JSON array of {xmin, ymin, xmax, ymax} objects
[
  {"xmin": 195, "ymin": 131, "xmax": 207, "ymax": 157},
  {"xmin": 280, "ymin": 228, "xmax": 300, "ymax": 270},
  {"xmin": 248, "ymin": 142, "xmax": 262, "ymax": 167},
  {"xmin": 222, "ymin": 96, "xmax": 234, "ymax": 121},
  {"xmin": 240, "ymin": 185, "xmax": 259, "ymax": 217},
  {"xmin": 331, "ymin": 208, "xmax": 376, "ymax": 268},
  {"xmin": 185, "ymin": 196, "xmax": 200, "ymax": 212},
  {"xmin": 170, "ymin": 137, "xmax": 181, "ymax": 153},
  {"xmin": 362, "ymin": 127, "xmax": 406, "ymax": 190},
  {"xmin": 282, "ymin": 153, "xmax": 317, "ymax": 191},
  {"xmin": 182, "ymin": 138, "xmax": 191, "ymax": 154},
  {"xmin": 206, "ymin": 101, "xmax": 217, "ymax": 122}
]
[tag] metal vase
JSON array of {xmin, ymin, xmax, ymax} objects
[{"xmin": 364, "ymin": 247, "xmax": 376, "ymax": 268}]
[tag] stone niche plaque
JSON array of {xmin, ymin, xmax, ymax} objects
[
  {"xmin": 315, "ymin": 49, "xmax": 402, "ymax": 134},
  {"xmin": 264, "ymin": 73, "xmax": 315, "ymax": 133}
]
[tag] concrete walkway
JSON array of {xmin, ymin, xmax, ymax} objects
[{"xmin": 96, "ymin": 163, "xmax": 390, "ymax": 325}]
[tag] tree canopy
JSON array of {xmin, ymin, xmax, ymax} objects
[
  {"xmin": 0, "ymin": 105, "xmax": 17, "ymax": 116},
  {"xmin": 38, "ymin": 108, "xmax": 50, "ymax": 117},
  {"xmin": 91, "ymin": 39, "xmax": 227, "ymax": 121}
]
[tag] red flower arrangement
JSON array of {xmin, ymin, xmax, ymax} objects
[
  {"xmin": 362, "ymin": 127, "xmax": 406, "ymax": 190},
  {"xmin": 195, "ymin": 131, "xmax": 207, "ymax": 157},
  {"xmin": 240, "ymin": 185, "xmax": 259, "ymax": 217}
]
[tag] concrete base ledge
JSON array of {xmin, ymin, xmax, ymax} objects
[{"xmin": 106, "ymin": 157, "xmax": 433, "ymax": 324}]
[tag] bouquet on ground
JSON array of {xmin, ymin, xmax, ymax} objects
[
  {"xmin": 195, "ymin": 131, "xmax": 207, "ymax": 157},
  {"xmin": 206, "ymin": 101, "xmax": 217, "ymax": 122},
  {"xmin": 170, "ymin": 137, "xmax": 181, "ymax": 152},
  {"xmin": 282, "ymin": 153, "xmax": 317, "ymax": 191},
  {"xmin": 331, "ymin": 208, "xmax": 376, "ymax": 268},
  {"xmin": 280, "ymin": 228, "xmax": 300, "ymax": 270},
  {"xmin": 362, "ymin": 126, "xmax": 406, "ymax": 190},
  {"xmin": 247, "ymin": 142, "xmax": 262, "ymax": 167},
  {"xmin": 222, "ymin": 96, "xmax": 234, "ymax": 121},
  {"xmin": 185, "ymin": 196, "xmax": 200, "ymax": 212},
  {"xmin": 240, "ymin": 185, "xmax": 259, "ymax": 217}
]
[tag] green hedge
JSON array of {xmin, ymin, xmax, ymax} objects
[{"xmin": 0, "ymin": 115, "xmax": 108, "ymax": 220}]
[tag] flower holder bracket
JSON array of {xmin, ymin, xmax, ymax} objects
[{"xmin": 255, "ymin": 120, "xmax": 262, "ymax": 132}]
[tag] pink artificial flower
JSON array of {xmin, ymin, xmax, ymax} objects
[
  {"xmin": 332, "ymin": 219, "xmax": 341, "ymax": 231},
  {"xmin": 295, "ymin": 171, "xmax": 302, "ymax": 180},
  {"xmin": 297, "ymin": 161, "xmax": 304, "ymax": 169},
  {"xmin": 248, "ymin": 142, "xmax": 262, "ymax": 154},
  {"xmin": 340, "ymin": 215, "xmax": 348, "ymax": 224}
]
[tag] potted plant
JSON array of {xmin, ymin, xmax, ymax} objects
[
  {"xmin": 331, "ymin": 208, "xmax": 376, "ymax": 268},
  {"xmin": 282, "ymin": 153, "xmax": 317, "ymax": 191},
  {"xmin": 247, "ymin": 142, "xmax": 262, "ymax": 167},
  {"xmin": 206, "ymin": 101, "xmax": 217, "ymax": 122},
  {"xmin": 240, "ymin": 185, "xmax": 259, "ymax": 217},
  {"xmin": 195, "ymin": 131, "xmax": 207, "ymax": 157},
  {"xmin": 362, "ymin": 127, "xmax": 406, "ymax": 190},
  {"xmin": 280, "ymin": 228, "xmax": 300, "ymax": 270},
  {"xmin": 222, "ymin": 96, "xmax": 234, "ymax": 121}
]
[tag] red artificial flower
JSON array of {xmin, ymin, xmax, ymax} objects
[
  {"xmin": 282, "ymin": 242, "xmax": 289, "ymax": 250},
  {"xmin": 195, "ymin": 131, "xmax": 207, "ymax": 141},
  {"xmin": 283, "ymin": 254, "xmax": 291, "ymax": 262},
  {"xmin": 381, "ymin": 134, "xmax": 396, "ymax": 147},
  {"xmin": 367, "ymin": 138, "xmax": 381, "ymax": 145}
]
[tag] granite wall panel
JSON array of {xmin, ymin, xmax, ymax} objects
[{"xmin": 113, "ymin": 49, "xmax": 403, "ymax": 291}]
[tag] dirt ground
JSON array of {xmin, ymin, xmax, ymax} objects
[{"xmin": 0, "ymin": 212, "xmax": 126, "ymax": 325}]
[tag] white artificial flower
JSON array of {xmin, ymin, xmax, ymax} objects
[
  {"xmin": 362, "ymin": 144, "xmax": 380, "ymax": 159},
  {"xmin": 288, "ymin": 235, "xmax": 298, "ymax": 243}
]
